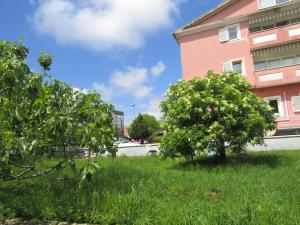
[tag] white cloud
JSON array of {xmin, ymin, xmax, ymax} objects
[
  {"xmin": 150, "ymin": 61, "xmax": 166, "ymax": 77},
  {"xmin": 30, "ymin": 0, "xmax": 181, "ymax": 51},
  {"xmin": 92, "ymin": 82, "xmax": 114, "ymax": 101},
  {"xmin": 143, "ymin": 96, "xmax": 163, "ymax": 119},
  {"xmin": 91, "ymin": 61, "xmax": 165, "ymax": 103},
  {"xmin": 110, "ymin": 67, "xmax": 152, "ymax": 99}
]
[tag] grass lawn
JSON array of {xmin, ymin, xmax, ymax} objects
[{"xmin": 0, "ymin": 150, "xmax": 300, "ymax": 225}]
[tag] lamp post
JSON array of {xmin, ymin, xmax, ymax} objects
[{"xmin": 131, "ymin": 104, "xmax": 136, "ymax": 118}]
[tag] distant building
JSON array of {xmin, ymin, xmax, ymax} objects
[
  {"xmin": 113, "ymin": 111, "xmax": 124, "ymax": 137},
  {"xmin": 124, "ymin": 126, "xmax": 129, "ymax": 137},
  {"xmin": 174, "ymin": 0, "xmax": 300, "ymax": 131}
]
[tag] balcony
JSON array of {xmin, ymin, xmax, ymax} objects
[
  {"xmin": 254, "ymin": 64, "xmax": 300, "ymax": 88},
  {"xmin": 249, "ymin": 23, "xmax": 300, "ymax": 49}
]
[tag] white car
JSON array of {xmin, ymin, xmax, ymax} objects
[
  {"xmin": 117, "ymin": 142, "xmax": 141, "ymax": 148},
  {"xmin": 116, "ymin": 137, "xmax": 141, "ymax": 148}
]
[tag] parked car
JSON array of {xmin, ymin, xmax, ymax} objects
[{"xmin": 115, "ymin": 137, "xmax": 141, "ymax": 148}]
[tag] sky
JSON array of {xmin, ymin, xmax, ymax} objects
[{"xmin": 0, "ymin": 0, "xmax": 222, "ymax": 125}]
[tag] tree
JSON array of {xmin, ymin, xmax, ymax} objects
[
  {"xmin": 160, "ymin": 71, "xmax": 276, "ymax": 160},
  {"xmin": 0, "ymin": 39, "xmax": 116, "ymax": 182},
  {"xmin": 128, "ymin": 114, "xmax": 160, "ymax": 144}
]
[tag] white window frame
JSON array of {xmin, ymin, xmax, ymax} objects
[
  {"xmin": 219, "ymin": 24, "xmax": 241, "ymax": 43},
  {"xmin": 223, "ymin": 58, "xmax": 246, "ymax": 76},
  {"xmin": 291, "ymin": 96, "xmax": 300, "ymax": 112},
  {"xmin": 258, "ymin": 0, "xmax": 291, "ymax": 9},
  {"xmin": 265, "ymin": 96, "xmax": 284, "ymax": 117}
]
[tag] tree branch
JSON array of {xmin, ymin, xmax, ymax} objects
[
  {"xmin": 9, "ymin": 160, "xmax": 34, "ymax": 169},
  {"xmin": 2, "ymin": 159, "xmax": 68, "ymax": 182}
]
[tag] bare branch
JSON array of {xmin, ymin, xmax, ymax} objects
[{"xmin": 1, "ymin": 159, "xmax": 68, "ymax": 182}]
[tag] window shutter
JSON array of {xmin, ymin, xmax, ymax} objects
[
  {"xmin": 291, "ymin": 96, "xmax": 300, "ymax": 112},
  {"xmin": 223, "ymin": 61, "xmax": 232, "ymax": 72},
  {"xmin": 219, "ymin": 27, "xmax": 228, "ymax": 42}
]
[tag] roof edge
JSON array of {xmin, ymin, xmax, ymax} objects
[
  {"xmin": 174, "ymin": 0, "xmax": 300, "ymax": 40},
  {"xmin": 173, "ymin": 13, "xmax": 249, "ymax": 39},
  {"xmin": 177, "ymin": 0, "xmax": 236, "ymax": 33}
]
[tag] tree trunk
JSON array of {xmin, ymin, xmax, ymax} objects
[
  {"xmin": 217, "ymin": 146, "xmax": 226, "ymax": 160},
  {"xmin": 216, "ymin": 138, "xmax": 226, "ymax": 160},
  {"xmin": 140, "ymin": 138, "xmax": 144, "ymax": 144}
]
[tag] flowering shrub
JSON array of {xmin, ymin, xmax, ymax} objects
[{"xmin": 160, "ymin": 71, "xmax": 276, "ymax": 159}]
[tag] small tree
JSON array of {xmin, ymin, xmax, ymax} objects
[
  {"xmin": 0, "ymin": 39, "xmax": 116, "ymax": 182},
  {"xmin": 129, "ymin": 114, "xmax": 159, "ymax": 144},
  {"xmin": 160, "ymin": 71, "xmax": 276, "ymax": 160}
]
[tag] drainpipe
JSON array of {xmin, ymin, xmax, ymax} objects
[{"xmin": 283, "ymin": 91, "xmax": 290, "ymax": 121}]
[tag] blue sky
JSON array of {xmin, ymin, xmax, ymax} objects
[{"xmin": 0, "ymin": 0, "xmax": 222, "ymax": 124}]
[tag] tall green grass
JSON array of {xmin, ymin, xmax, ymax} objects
[{"xmin": 1, "ymin": 151, "xmax": 300, "ymax": 225}]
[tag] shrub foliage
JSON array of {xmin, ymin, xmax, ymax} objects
[{"xmin": 160, "ymin": 71, "xmax": 276, "ymax": 159}]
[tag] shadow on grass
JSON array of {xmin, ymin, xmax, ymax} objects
[{"xmin": 172, "ymin": 152, "xmax": 291, "ymax": 170}]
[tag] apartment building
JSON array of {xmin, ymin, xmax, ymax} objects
[
  {"xmin": 174, "ymin": 0, "xmax": 300, "ymax": 131},
  {"xmin": 113, "ymin": 110, "xmax": 124, "ymax": 137}
]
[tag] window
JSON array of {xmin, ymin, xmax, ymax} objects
[
  {"xmin": 223, "ymin": 59, "xmax": 245, "ymax": 75},
  {"xmin": 259, "ymin": 0, "xmax": 290, "ymax": 9},
  {"xmin": 282, "ymin": 57, "xmax": 295, "ymax": 66},
  {"xmin": 228, "ymin": 26, "xmax": 238, "ymax": 40},
  {"xmin": 249, "ymin": 27, "xmax": 262, "ymax": 33},
  {"xmin": 249, "ymin": 17, "xmax": 300, "ymax": 34},
  {"xmin": 291, "ymin": 17, "xmax": 300, "ymax": 24},
  {"xmin": 296, "ymin": 55, "xmax": 300, "ymax": 64},
  {"xmin": 254, "ymin": 61, "xmax": 267, "ymax": 70},
  {"xmin": 265, "ymin": 96, "xmax": 284, "ymax": 117},
  {"xmin": 219, "ymin": 24, "xmax": 241, "ymax": 42},
  {"xmin": 269, "ymin": 99, "xmax": 280, "ymax": 114},
  {"xmin": 262, "ymin": 24, "xmax": 275, "ymax": 30},
  {"xmin": 260, "ymin": 0, "xmax": 274, "ymax": 9},
  {"xmin": 254, "ymin": 54, "xmax": 300, "ymax": 71},
  {"xmin": 268, "ymin": 59, "xmax": 280, "ymax": 68},
  {"xmin": 275, "ymin": 20, "xmax": 288, "ymax": 27},
  {"xmin": 232, "ymin": 60, "xmax": 243, "ymax": 74},
  {"xmin": 276, "ymin": 0, "xmax": 290, "ymax": 4}
]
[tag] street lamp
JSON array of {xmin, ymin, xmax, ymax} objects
[{"xmin": 131, "ymin": 104, "xmax": 136, "ymax": 117}]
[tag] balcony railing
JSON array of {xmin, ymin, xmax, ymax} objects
[
  {"xmin": 249, "ymin": 23, "xmax": 300, "ymax": 49},
  {"xmin": 254, "ymin": 64, "xmax": 300, "ymax": 88}
]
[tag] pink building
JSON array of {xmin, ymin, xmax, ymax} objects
[{"xmin": 174, "ymin": 0, "xmax": 300, "ymax": 132}]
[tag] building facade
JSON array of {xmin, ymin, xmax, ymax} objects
[
  {"xmin": 112, "ymin": 111, "xmax": 124, "ymax": 137},
  {"xmin": 174, "ymin": 0, "xmax": 300, "ymax": 130}
]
